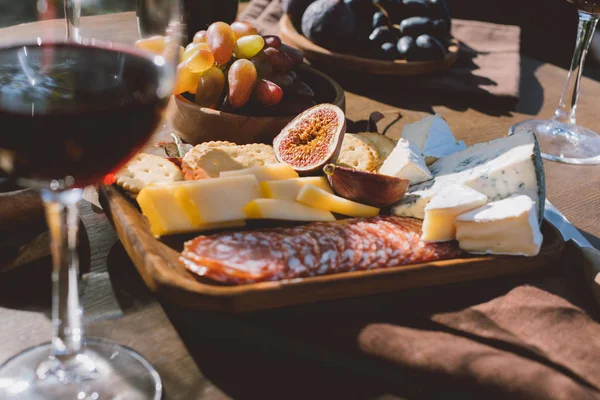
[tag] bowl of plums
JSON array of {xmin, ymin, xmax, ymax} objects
[
  {"xmin": 136, "ymin": 21, "xmax": 346, "ymax": 145},
  {"xmin": 279, "ymin": 0, "xmax": 459, "ymax": 75}
]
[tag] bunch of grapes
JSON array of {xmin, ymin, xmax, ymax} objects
[{"xmin": 136, "ymin": 21, "xmax": 315, "ymax": 116}]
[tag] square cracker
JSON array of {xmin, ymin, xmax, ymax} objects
[{"xmin": 115, "ymin": 153, "xmax": 184, "ymax": 193}]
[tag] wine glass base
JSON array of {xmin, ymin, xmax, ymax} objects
[
  {"xmin": 509, "ymin": 119, "xmax": 600, "ymax": 165},
  {"xmin": 0, "ymin": 338, "xmax": 162, "ymax": 400}
]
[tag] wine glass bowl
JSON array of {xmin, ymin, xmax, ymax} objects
[{"xmin": 0, "ymin": 2, "xmax": 181, "ymax": 399}]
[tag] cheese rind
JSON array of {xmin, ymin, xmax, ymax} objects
[
  {"xmin": 421, "ymin": 184, "xmax": 488, "ymax": 242},
  {"xmin": 219, "ymin": 163, "xmax": 299, "ymax": 182},
  {"xmin": 378, "ymin": 138, "xmax": 433, "ymax": 184},
  {"xmin": 401, "ymin": 114, "xmax": 465, "ymax": 164},
  {"xmin": 136, "ymin": 185, "xmax": 245, "ymax": 237},
  {"xmin": 296, "ymin": 184, "xmax": 380, "ymax": 217},
  {"xmin": 454, "ymin": 194, "xmax": 543, "ymax": 256},
  {"xmin": 174, "ymin": 175, "xmax": 262, "ymax": 224},
  {"xmin": 392, "ymin": 130, "xmax": 545, "ymax": 224},
  {"xmin": 244, "ymin": 199, "xmax": 335, "ymax": 222},
  {"xmin": 260, "ymin": 177, "xmax": 333, "ymax": 200}
]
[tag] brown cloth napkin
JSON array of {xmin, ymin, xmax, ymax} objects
[
  {"xmin": 358, "ymin": 278, "xmax": 600, "ymax": 399},
  {"xmin": 239, "ymin": 0, "xmax": 521, "ymax": 100}
]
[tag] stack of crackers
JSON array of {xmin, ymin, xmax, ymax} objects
[{"xmin": 114, "ymin": 133, "xmax": 397, "ymax": 198}]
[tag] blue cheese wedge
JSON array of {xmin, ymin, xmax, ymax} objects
[
  {"xmin": 401, "ymin": 114, "xmax": 466, "ymax": 165},
  {"xmin": 392, "ymin": 130, "xmax": 545, "ymax": 224},
  {"xmin": 378, "ymin": 138, "xmax": 433, "ymax": 184},
  {"xmin": 422, "ymin": 184, "xmax": 488, "ymax": 242},
  {"xmin": 454, "ymin": 195, "xmax": 543, "ymax": 256}
]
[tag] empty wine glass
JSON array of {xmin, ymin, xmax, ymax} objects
[
  {"xmin": 509, "ymin": 0, "xmax": 600, "ymax": 164},
  {"xmin": 0, "ymin": 1, "xmax": 181, "ymax": 398}
]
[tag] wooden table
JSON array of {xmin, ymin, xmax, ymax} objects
[{"xmin": 1, "ymin": 11, "xmax": 599, "ymax": 400}]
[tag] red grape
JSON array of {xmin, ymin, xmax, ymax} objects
[
  {"xmin": 262, "ymin": 35, "xmax": 282, "ymax": 48},
  {"xmin": 255, "ymin": 79, "xmax": 283, "ymax": 106},
  {"xmin": 228, "ymin": 59, "xmax": 258, "ymax": 108},
  {"xmin": 263, "ymin": 47, "xmax": 295, "ymax": 71}
]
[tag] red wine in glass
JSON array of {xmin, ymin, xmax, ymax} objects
[
  {"xmin": 0, "ymin": 41, "xmax": 173, "ymax": 399},
  {"xmin": 0, "ymin": 43, "xmax": 166, "ymax": 187}
]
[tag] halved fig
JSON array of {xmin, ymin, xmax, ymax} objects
[
  {"xmin": 273, "ymin": 104, "xmax": 346, "ymax": 173},
  {"xmin": 323, "ymin": 164, "xmax": 409, "ymax": 208}
]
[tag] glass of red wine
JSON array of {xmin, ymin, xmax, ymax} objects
[
  {"xmin": 509, "ymin": 0, "xmax": 600, "ymax": 164},
  {"xmin": 0, "ymin": 1, "xmax": 181, "ymax": 398}
]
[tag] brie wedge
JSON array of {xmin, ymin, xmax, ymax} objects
[
  {"xmin": 378, "ymin": 138, "xmax": 433, "ymax": 185},
  {"xmin": 454, "ymin": 194, "xmax": 543, "ymax": 256},
  {"xmin": 421, "ymin": 184, "xmax": 488, "ymax": 242},
  {"xmin": 401, "ymin": 114, "xmax": 466, "ymax": 165},
  {"xmin": 392, "ymin": 130, "xmax": 545, "ymax": 224}
]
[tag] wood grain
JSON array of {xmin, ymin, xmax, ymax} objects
[
  {"xmin": 99, "ymin": 184, "xmax": 564, "ymax": 312},
  {"xmin": 278, "ymin": 14, "xmax": 460, "ymax": 76}
]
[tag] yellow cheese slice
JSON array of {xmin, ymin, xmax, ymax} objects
[
  {"xmin": 296, "ymin": 184, "xmax": 379, "ymax": 218},
  {"xmin": 260, "ymin": 177, "xmax": 333, "ymax": 200},
  {"xmin": 137, "ymin": 185, "xmax": 245, "ymax": 237},
  {"xmin": 219, "ymin": 163, "xmax": 299, "ymax": 182},
  {"xmin": 244, "ymin": 199, "xmax": 335, "ymax": 222},
  {"xmin": 175, "ymin": 175, "xmax": 262, "ymax": 224}
]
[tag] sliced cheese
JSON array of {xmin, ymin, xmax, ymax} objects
[
  {"xmin": 421, "ymin": 184, "xmax": 488, "ymax": 242},
  {"xmin": 392, "ymin": 130, "xmax": 545, "ymax": 223},
  {"xmin": 378, "ymin": 138, "xmax": 433, "ymax": 184},
  {"xmin": 454, "ymin": 194, "xmax": 543, "ymax": 256},
  {"xmin": 175, "ymin": 175, "xmax": 262, "ymax": 224},
  {"xmin": 401, "ymin": 114, "xmax": 466, "ymax": 164},
  {"xmin": 261, "ymin": 176, "xmax": 333, "ymax": 200},
  {"xmin": 219, "ymin": 163, "xmax": 299, "ymax": 182},
  {"xmin": 296, "ymin": 184, "xmax": 379, "ymax": 217},
  {"xmin": 244, "ymin": 199, "xmax": 335, "ymax": 222},
  {"xmin": 136, "ymin": 184, "xmax": 245, "ymax": 237}
]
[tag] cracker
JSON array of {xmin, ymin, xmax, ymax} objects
[
  {"xmin": 181, "ymin": 141, "xmax": 237, "ymax": 180},
  {"xmin": 357, "ymin": 132, "xmax": 397, "ymax": 167},
  {"xmin": 337, "ymin": 134, "xmax": 378, "ymax": 172},
  {"xmin": 182, "ymin": 143, "xmax": 278, "ymax": 179},
  {"xmin": 115, "ymin": 153, "xmax": 184, "ymax": 193}
]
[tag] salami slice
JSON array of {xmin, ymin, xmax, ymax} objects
[{"xmin": 182, "ymin": 216, "xmax": 461, "ymax": 284}]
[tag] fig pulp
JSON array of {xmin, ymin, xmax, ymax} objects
[
  {"xmin": 324, "ymin": 164, "xmax": 409, "ymax": 208},
  {"xmin": 273, "ymin": 104, "xmax": 346, "ymax": 173}
]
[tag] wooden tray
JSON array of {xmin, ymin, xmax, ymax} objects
[
  {"xmin": 279, "ymin": 15, "xmax": 460, "ymax": 76},
  {"xmin": 99, "ymin": 185, "xmax": 564, "ymax": 312}
]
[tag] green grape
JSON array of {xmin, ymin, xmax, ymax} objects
[
  {"xmin": 228, "ymin": 59, "xmax": 258, "ymax": 108},
  {"xmin": 231, "ymin": 21, "xmax": 259, "ymax": 39},
  {"xmin": 185, "ymin": 49, "xmax": 215, "ymax": 74},
  {"xmin": 206, "ymin": 22, "xmax": 236, "ymax": 64},
  {"xmin": 195, "ymin": 66, "xmax": 226, "ymax": 108},
  {"xmin": 233, "ymin": 35, "xmax": 265, "ymax": 59}
]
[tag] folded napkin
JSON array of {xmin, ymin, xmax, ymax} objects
[
  {"xmin": 358, "ymin": 277, "xmax": 600, "ymax": 399},
  {"xmin": 239, "ymin": 0, "xmax": 521, "ymax": 101}
]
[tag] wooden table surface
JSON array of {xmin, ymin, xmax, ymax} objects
[{"xmin": 1, "ymin": 10, "xmax": 600, "ymax": 400}]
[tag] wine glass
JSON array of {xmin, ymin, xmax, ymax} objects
[
  {"xmin": 509, "ymin": 0, "xmax": 600, "ymax": 164},
  {"xmin": 0, "ymin": 1, "xmax": 181, "ymax": 398}
]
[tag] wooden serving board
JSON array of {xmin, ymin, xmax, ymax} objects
[
  {"xmin": 99, "ymin": 185, "xmax": 564, "ymax": 312},
  {"xmin": 279, "ymin": 15, "xmax": 460, "ymax": 76}
]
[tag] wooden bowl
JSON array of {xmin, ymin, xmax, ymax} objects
[
  {"xmin": 278, "ymin": 14, "xmax": 460, "ymax": 76},
  {"xmin": 166, "ymin": 64, "xmax": 346, "ymax": 145}
]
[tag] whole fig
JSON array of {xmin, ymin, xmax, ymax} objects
[
  {"xmin": 283, "ymin": 0, "xmax": 317, "ymax": 31},
  {"xmin": 302, "ymin": 0, "xmax": 357, "ymax": 53}
]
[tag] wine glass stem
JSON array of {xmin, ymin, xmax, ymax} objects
[
  {"xmin": 64, "ymin": 0, "xmax": 81, "ymax": 42},
  {"xmin": 41, "ymin": 188, "xmax": 85, "ymax": 363},
  {"xmin": 553, "ymin": 10, "xmax": 599, "ymax": 125}
]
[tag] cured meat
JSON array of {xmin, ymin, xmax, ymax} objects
[{"xmin": 181, "ymin": 216, "xmax": 461, "ymax": 285}]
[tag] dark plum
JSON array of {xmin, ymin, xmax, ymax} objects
[
  {"xmin": 372, "ymin": 11, "xmax": 388, "ymax": 28},
  {"xmin": 369, "ymin": 26, "xmax": 396, "ymax": 46},
  {"xmin": 429, "ymin": 0, "xmax": 451, "ymax": 27},
  {"xmin": 401, "ymin": 0, "xmax": 432, "ymax": 18},
  {"xmin": 414, "ymin": 34, "xmax": 446, "ymax": 60},
  {"xmin": 396, "ymin": 35, "xmax": 417, "ymax": 60},
  {"xmin": 399, "ymin": 16, "xmax": 435, "ymax": 38},
  {"xmin": 380, "ymin": 42, "xmax": 399, "ymax": 60},
  {"xmin": 283, "ymin": 0, "xmax": 317, "ymax": 31},
  {"xmin": 302, "ymin": 0, "xmax": 357, "ymax": 53}
]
